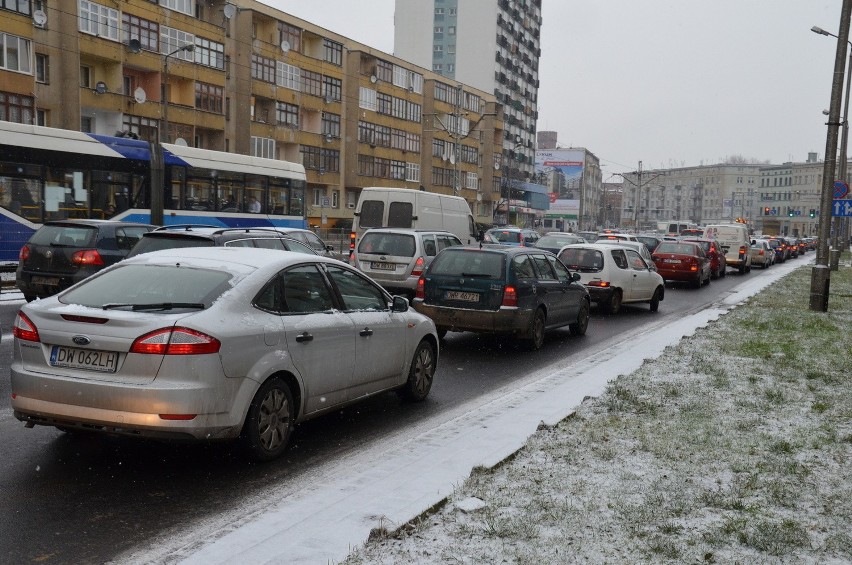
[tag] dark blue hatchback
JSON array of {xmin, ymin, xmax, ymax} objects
[{"xmin": 412, "ymin": 245, "xmax": 590, "ymax": 350}]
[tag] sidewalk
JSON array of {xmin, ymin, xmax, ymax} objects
[{"xmin": 113, "ymin": 259, "xmax": 839, "ymax": 564}]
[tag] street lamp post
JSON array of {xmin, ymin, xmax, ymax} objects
[
  {"xmin": 150, "ymin": 43, "xmax": 195, "ymax": 226},
  {"xmin": 813, "ymin": 24, "xmax": 852, "ymax": 270},
  {"xmin": 808, "ymin": 0, "xmax": 851, "ymax": 312}
]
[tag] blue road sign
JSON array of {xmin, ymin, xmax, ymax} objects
[
  {"xmin": 834, "ymin": 180, "xmax": 849, "ymax": 199},
  {"xmin": 831, "ymin": 199, "xmax": 852, "ymax": 217}
]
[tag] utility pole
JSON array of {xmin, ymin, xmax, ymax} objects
[{"xmin": 634, "ymin": 160, "xmax": 642, "ymax": 228}]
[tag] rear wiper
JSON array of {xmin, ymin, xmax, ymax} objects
[
  {"xmin": 102, "ymin": 302, "xmax": 205, "ymax": 311},
  {"xmin": 460, "ymin": 272, "xmax": 492, "ymax": 277}
]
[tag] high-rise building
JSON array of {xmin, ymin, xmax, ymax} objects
[{"xmin": 394, "ymin": 0, "xmax": 543, "ymax": 183}]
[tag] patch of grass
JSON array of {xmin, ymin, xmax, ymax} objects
[
  {"xmin": 812, "ymin": 401, "xmax": 830, "ymax": 414},
  {"xmin": 740, "ymin": 518, "xmax": 810, "ymax": 556}
]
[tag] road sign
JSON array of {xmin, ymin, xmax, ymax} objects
[
  {"xmin": 831, "ymin": 199, "xmax": 852, "ymax": 217},
  {"xmin": 321, "ymin": 197, "xmax": 330, "ymax": 207},
  {"xmin": 833, "ymin": 180, "xmax": 849, "ymax": 200}
]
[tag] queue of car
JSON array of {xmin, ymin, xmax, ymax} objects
[{"xmin": 10, "ymin": 220, "xmax": 810, "ymax": 461}]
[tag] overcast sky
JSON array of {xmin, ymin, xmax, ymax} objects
[{"xmin": 267, "ymin": 1, "xmax": 844, "ymax": 176}]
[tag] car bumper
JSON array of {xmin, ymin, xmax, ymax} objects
[
  {"xmin": 412, "ymin": 301, "xmax": 531, "ymax": 334},
  {"xmin": 16, "ymin": 270, "xmax": 92, "ymax": 297},
  {"xmin": 656, "ymin": 268, "xmax": 701, "ymax": 282},
  {"xmin": 585, "ymin": 286, "xmax": 615, "ymax": 304}
]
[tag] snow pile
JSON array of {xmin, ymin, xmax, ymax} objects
[{"xmin": 344, "ymin": 265, "xmax": 852, "ymax": 564}]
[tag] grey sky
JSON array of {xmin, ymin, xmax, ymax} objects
[{"xmin": 267, "ymin": 1, "xmax": 843, "ymax": 176}]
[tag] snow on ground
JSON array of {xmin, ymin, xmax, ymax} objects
[{"xmin": 110, "ymin": 257, "xmax": 852, "ymax": 565}]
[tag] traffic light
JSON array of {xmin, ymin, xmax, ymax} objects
[
  {"xmin": 809, "ymin": 209, "xmax": 816, "ymax": 218},
  {"xmin": 788, "ymin": 210, "xmax": 795, "ymax": 217},
  {"xmin": 764, "ymin": 207, "xmax": 771, "ymax": 215}
]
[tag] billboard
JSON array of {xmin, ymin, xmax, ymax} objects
[{"xmin": 535, "ymin": 149, "xmax": 585, "ymax": 200}]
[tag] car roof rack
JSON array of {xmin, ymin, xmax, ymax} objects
[{"xmin": 154, "ymin": 224, "xmax": 222, "ymax": 232}]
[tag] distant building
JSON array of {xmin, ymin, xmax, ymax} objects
[{"xmin": 537, "ymin": 130, "xmax": 558, "ymax": 150}]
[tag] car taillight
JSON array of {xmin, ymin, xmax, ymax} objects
[
  {"xmin": 411, "ymin": 256, "xmax": 425, "ymax": 277},
  {"xmin": 13, "ymin": 311, "xmax": 40, "ymax": 342},
  {"xmin": 19, "ymin": 245, "xmax": 30, "ymax": 261},
  {"xmin": 502, "ymin": 285, "xmax": 518, "ymax": 307},
  {"xmin": 738, "ymin": 246, "xmax": 747, "ymax": 257},
  {"xmin": 587, "ymin": 280, "xmax": 610, "ymax": 287},
  {"xmin": 758, "ymin": 249, "xmax": 765, "ymax": 256},
  {"xmin": 130, "ymin": 327, "xmax": 220, "ymax": 355},
  {"xmin": 415, "ymin": 276, "xmax": 425, "ymax": 299},
  {"xmin": 71, "ymin": 249, "xmax": 104, "ymax": 266}
]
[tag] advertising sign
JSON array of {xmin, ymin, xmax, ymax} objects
[{"xmin": 535, "ymin": 149, "xmax": 585, "ymax": 199}]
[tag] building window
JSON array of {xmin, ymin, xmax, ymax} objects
[
  {"xmin": 123, "ymin": 113, "xmax": 158, "ymax": 142},
  {"xmin": 251, "ymin": 136, "xmax": 276, "ymax": 159},
  {"xmin": 323, "ymin": 39, "xmax": 342, "ymax": 65},
  {"xmin": 122, "ymin": 13, "xmax": 159, "ymax": 52},
  {"xmin": 359, "ymin": 87, "xmax": 377, "ymax": 111},
  {"xmin": 36, "ymin": 108, "xmax": 47, "ymax": 126},
  {"xmin": 433, "ymin": 64, "xmax": 443, "ymax": 72},
  {"xmin": 159, "ymin": 0, "xmax": 194, "ymax": 16},
  {"xmin": 194, "ymin": 37, "xmax": 224, "ymax": 70},
  {"xmin": 435, "ymin": 7, "xmax": 444, "ymax": 15},
  {"xmin": 466, "ymin": 172, "xmax": 479, "ymax": 190},
  {"xmin": 331, "ymin": 190, "xmax": 339, "ymax": 208},
  {"xmin": 301, "ymin": 70, "xmax": 322, "ymax": 96},
  {"xmin": 1, "ymin": 0, "xmax": 31, "ymax": 15},
  {"xmin": 301, "ymin": 146, "xmax": 321, "ymax": 170},
  {"xmin": 251, "ymin": 54, "xmax": 275, "ymax": 83},
  {"xmin": 276, "ymin": 62, "xmax": 300, "ymax": 90},
  {"xmin": 195, "ymin": 82, "xmax": 223, "ymax": 113},
  {"xmin": 321, "ymin": 149, "xmax": 340, "ymax": 172},
  {"xmin": 277, "ymin": 102, "xmax": 299, "ymax": 128},
  {"xmin": 321, "ymin": 112, "xmax": 340, "ymax": 137},
  {"xmin": 406, "ymin": 163, "xmax": 420, "ymax": 183},
  {"xmin": 160, "ymin": 27, "xmax": 195, "ymax": 59},
  {"xmin": 35, "ymin": 53, "xmax": 48, "ymax": 83},
  {"xmin": 377, "ymin": 92, "xmax": 392, "ymax": 116},
  {"xmin": 322, "ymin": 76, "xmax": 342, "ymax": 101},
  {"xmin": 448, "ymin": 26, "xmax": 456, "ymax": 35},
  {"xmin": 433, "ymin": 45, "xmax": 443, "ymax": 53},
  {"xmin": 0, "ymin": 91, "xmax": 34, "ymax": 123},
  {"xmin": 279, "ymin": 22, "xmax": 301, "ymax": 53},
  {"xmin": 78, "ymin": 0, "xmax": 119, "ymax": 41},
  {"xmin": 80, "ymin": 116, "xmax": 93, "ymax": 132},
  {"xmin": 80, "ymin": 65, "xmax": 92, "ymax": 88},
  {"xmin": 376, "ymin": 59, "xmax": 393, "ymax": 83},
  {"xmin": 0, "ymin": 33, "xmax": 32, "ymax": 74},
  {"xmin": 312, "ymin": 187, "xmax": 324, "ymax": 207}
]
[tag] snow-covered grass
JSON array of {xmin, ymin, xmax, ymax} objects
[{"xmin": 344, "ymin": 264, "xmax": 852, "ymax": 564}]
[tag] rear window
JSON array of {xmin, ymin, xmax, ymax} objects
[
  {"xmin": 358, "ymin": 232, "xmax": 416, "ymax": 257},
  {"xmin": 537, "ymin": 235, "xmax": 580, "ymax": 248},
  {"xmin": 60, "ymin": 264, "xmax": 234, "ymax": 308},
  {"xmin": 488, "ymin": 230, "xmax": 522, "ymax": 244},
  {"xmin": 656, "ymin": 242, "xmax": 698, "ymax": 255},
  {"xmin": 129, "ymin": 235, "xmax": 215, "ymax": 256},
  {"xmin": 30, "ymin": 225, "xmax": 97, "ymax": 247},
  {"xmin": 387, "ymin": 202, "xmax": 414, "ymax": 228},
  {"xmin": 557, "ymin": 248, "xmax": 604, "ymax": 273},
  {"xmin": 429, "ymin": 249, "xmax": 505, "ymax": 279}
]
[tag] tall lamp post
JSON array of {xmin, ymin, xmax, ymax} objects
[
  {"xmin": 808, "ymin": 0, "xmax": 851, "ymax": 312},
  {"xmin": 813, "ymin": 24, "xmax": 852, "ymax": 270},
  {"xmin": 151, "ymin": 43, "xmax": 195, "ymax": 226}
]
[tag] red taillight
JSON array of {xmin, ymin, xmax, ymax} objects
[
  {"xmin": 587, "ymin": 280, "xmax": 611, "ymax": 288},
  {"xmin": 758, "ymin": 249, "xmax": 765, "ymax": 256},
  {"xmin": 411, "ymin": 256, "xmax": 425, "ymax": 277},
  {"xmin": 130, "ymin": 327, "xmax": 220, "ymax": 355},
  {"xmin": 71, "ymin": 249, "xmax": 104, "ymax": 266},
  {"xmin": 13, "ymin": 311, "xmax": 40, "ymax": 342},
  {"xmin": 502, "ymin": 285, "xmax": 518, "ymax": 307},
  {"xmin": 415, "ymin": 276, "xmax": 425, "ymax": 299},
  {"xmin": 19, "ymin": 245, "xmax": 30, "ymax": 261},
  {"xmin": 61, "ymin": 314, "xmax": 109, "ymax": 324},
  {"xmin": 738, "ymin": 246, "xmax": 747, "ymax": 257},
  {"xmin": 159, "ymin": 414, "xmax": 197, "ymax": 421}
]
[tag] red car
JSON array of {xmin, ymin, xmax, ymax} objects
[
  {"xmin": 682, "ymin": 238, "xmax": 727, "ymax": 279},
  {"xmin": 652, "ymin": 241, "xmax": 712, "ymax": 288}
]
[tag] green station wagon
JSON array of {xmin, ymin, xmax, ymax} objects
[{"xmin": 412, "ymin": 245, "xmax": 590, "ymax": 350}]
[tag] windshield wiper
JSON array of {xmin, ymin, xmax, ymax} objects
[{"xmin": 102, "ymin": 302, "xmax": 205, "ymax": 311}]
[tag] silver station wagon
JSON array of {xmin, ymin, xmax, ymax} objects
[{"xmin": 11, "ymin": 247, "xmax": 438, "ymax": 461}]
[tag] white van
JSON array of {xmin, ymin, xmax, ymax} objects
[
  {"xmin": 703, "ymin": 223, "xmax": 753, "ymax": 273},
  {"xmin": 350, "ymin": 188, "xmax": 478, "ymax": 255}
]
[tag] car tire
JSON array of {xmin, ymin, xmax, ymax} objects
[
  {"xmin": 241, "ymin": 377, "xmax": 295, "ymax": 462},
  {"xmin": 703, "ymin": 269, "xmax": 711, "ymax": 286},
  {"xmin": 606, "ymin": 290, "xmax": 622, "ymax": 315},
  {"xmin": 23, "ymin": 293, "xmax": 37, "ymax": 302},
  {"xmin": 649, "ymin": 287, "xmax": 662, "ymax": 312},
  {"xmin": 524, "ymin": 308, "xmax": 546, "ymax": 351},
  {"xmin": 397, "ymin": 340, "xmax": 436, "ymax": 402},
  {"xmin": 721, "ymin": 265, "xmax": 727, "ymax": 278},
  {"xmin": 569, "ymin": 300, "xmax": 590, "ymax": 336},
  {"xmin": 738, "ymin": 264, "xmax": 746, "ymax": 275}
]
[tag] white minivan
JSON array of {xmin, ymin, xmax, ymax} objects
[
  {"xmin": 350, "ymin": 188, "xmax": 478, "ymax": 258},
  {"xmin": 703, "ymin": 223, "xmax": 753, "ymax": 274}
]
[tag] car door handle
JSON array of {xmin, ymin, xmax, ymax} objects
[
  {"xmin": 295, "ymin": 331, "xmax": 313, "ymax": 342},
  {"xmin": 359, "ymin": 328, "xmax": 374, "ymax": 337}
]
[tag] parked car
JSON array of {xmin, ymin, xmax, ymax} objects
[
  {"xmin": 595, "ymin": 233, "xmax": 639, "ymax": 243},
  {"xmin": 750, "ymin": 240, "xmax": 774, "ymax": 268},
  {"xmin": 557, "ymin": 243, "xmax": 665, "ymax": 314},
  {"xmin": 577, "ymin": 231, "xmax": 599, "ymax": 243},
  {"xmin": 679, "ymin": 228, "xmax": 705, "ymax": 237},
  {"xmin": 127, "ymin": 226, "xmax": 318, "ymax": 258},
  {"xmin": 10, "ymin": 247, "xmax": 438, "ymax": 462},
  {"xmin": 784, "ymin": 236, "xmax": 800, "ymax": 258},
  {"xmin": 412, "ymin": 245, "xmax": 590, "ymax": 349},
  {"xmin": 533, "ymin": 232, "xmax": 587, "ymax": 254},
  {"xmin": 266, "ymin": 227, "xmax": 342, "ymax": 259},
  {"xmin": 703, "ymin": 223, "xmax": 752, "ymax": 274},
  {"xmin": 652, "ymin": 241, "xmax": 712, "ymax": 288},
  {"xmin": 16, "ymin": 219, "xmax": 156, "ymax": 301},
  {"xmin": 681, "ymin": 238, "xmax": 727, "ymax": 279},
  {"xmin": 351, "ymin": 228, "xmax": 463, "ymax": 298},
  {"xmin": 483, "ymin": 227, "xmax": 540, "ymax": 247}
]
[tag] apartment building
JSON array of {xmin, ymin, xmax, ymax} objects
[{"xmin": 0, "ymin": 0, "xmax": 503, "ymax": 228}]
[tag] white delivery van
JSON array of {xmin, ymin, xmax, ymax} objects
[
  {"xmin": 703, "ymin": 223, "xmax": 753, "ymax": 274},
  {"xmin": 350, "ymin": 188, "xmax": 478, "ymax": 256}
]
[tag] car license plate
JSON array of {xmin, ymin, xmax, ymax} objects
[
  {"xmin": 371, "ymin": 262, "xmax": 396, "ymax": 271},
  {"xmin": 50, "ymin": 346, "xmax": 118, "ymax": 373},
  {"xmin": 663, "ymin": 259, "xmax": 681, "ymax": 264},
  {"xmin": 445, "ymin": 290, "xmax": 479, "ymax": 302},
  {"xmin": 32, "ymin": 276, "xmax": 60, "ymax": 286}
]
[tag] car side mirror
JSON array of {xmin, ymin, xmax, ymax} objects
[
  {"xmin": 571, "ymin": 272, "xmax": 581, "ymax": 282},
  {"xmin": 391, "ymin": 295, "xmax": 409, "ymax": 312}
]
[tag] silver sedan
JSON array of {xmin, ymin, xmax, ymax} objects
[{"xmin": 11, "ymin": 247, "xmax": 438, "ymax": 461}]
